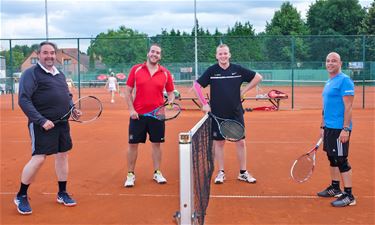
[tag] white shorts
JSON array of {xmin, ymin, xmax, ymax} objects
[{"xmin": 108, "ymin": 83, "xmax": 117, "ymax": 91}]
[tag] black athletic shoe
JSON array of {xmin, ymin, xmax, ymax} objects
[
  {"xmin": 331, "ymin": 192, "xmax": 356, "ymax": 207},
  {"xmin": 317, "ymin": 185, "xmax": 343, "ymax": 197}
]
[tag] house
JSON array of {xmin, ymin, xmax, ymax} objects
[{"xmin": 21, "ymin": 48, "xmax": 105, "ymax": 77}]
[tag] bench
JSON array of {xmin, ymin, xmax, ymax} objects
[{"xmin": 176, "ymin": 95, "xmax": 286, "ymax": 110}]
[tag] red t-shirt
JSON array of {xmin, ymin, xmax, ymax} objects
[{"xmin": 126, "ymin": 63, "xmax": 174, "ymax": 114}]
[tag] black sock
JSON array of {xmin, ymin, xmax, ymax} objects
[
  {"xmin": 17, "ymin": 183, "xmax": 30, "ymax": 196},
  {"xmin": 58, "ymin": 181, "xmax": 67, "ymax": 193},
  {"xmin": 344, "ymin": 187, "xmax": 352, "ymax": 196},
  {"xmin": 331, "ymin": 180, "xmax": 340, "ymax": 190},
  {"xmin": 240, "ymin": 170, "xmax": 247, "ymax": 174}
]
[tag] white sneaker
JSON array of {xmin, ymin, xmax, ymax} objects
[
  {"xmin": 238, "ymin": 171, "xmax": 256, "ymax": 183},
  {"xmin": 153, "ymin": 170, "xmax": 167, "ymax": 184},
  {"xmin": 124, "ymin": 172, "xmax": 135, "ymax": 187},
  {"xmin": 214, "ymin": 171, "xmax": 225, "ymax": 184}
]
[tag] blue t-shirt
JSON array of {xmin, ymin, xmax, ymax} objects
[{"xmin": 322, "ymin": 72, "xmax": 354, "ymax": 129}]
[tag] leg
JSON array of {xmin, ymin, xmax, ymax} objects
[
  {"xmin": 55, "ymin": 152, "xmax": 76, "ymax": 206},
  {"xmin": 235, "ymin": 139, "xmax": 247, "ymax": 170},
  {"xmin": 214, "ymin": 140, "xmax": 225, "ymax": 171},
  {"xmin": 127, "ymin": 144, "xmax": 139, "ymax": 172},
  {"xmin": 236, "ymin": 139, "xmax": 256, "ymax": 183},
  {"xmin": 330, "ymin": 166, "xmax": 341, "ymax": 182},
  {"xmin": 151, "ymin": 142, "xmax": 167, "ymax": 184},
  {"xmin": 151, "ymin": 142, "xmax": 162, "ymax": 170},
  {"xmin": 341, "ymin": 170, "xmax": 352, "ymax": 188},
  {"xmin": 21, "ymin": 155, "xmax": 46, "ymax": 184},
  {"xmin": 15, "ymin": 155, "xmax": 46, "ymax": 215},
  {"xmin": 55, "ymin": 152, "xmax": 69, "ymax": 182}
]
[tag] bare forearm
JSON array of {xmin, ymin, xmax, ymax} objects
[
  {"xmin": 241, "ymin": 73, "xmax": 262, "ymax": 96},
  {"xmin": 342, "ymin": 96, "xmax": 354, "ymax": 128}
]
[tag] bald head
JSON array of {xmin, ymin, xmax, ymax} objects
[
  {"xmin": 326, "ymin": 52, "xmax": 342, "ymax": 77},
  {"xmin": 327, "ymin": 52, "xmax": 341, "ymax": 61}
]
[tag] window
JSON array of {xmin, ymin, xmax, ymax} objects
[
  {"xmin": 63, "ymin": 59, "xmax": 72, "ymax": 65},
  {"xmin": 31, "ymin": 57, "xmax": 38, "ymax": 64}
]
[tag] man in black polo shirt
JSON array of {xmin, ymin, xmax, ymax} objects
[
  {"xmin": 14, "ymin": 41, "xmax": 76, "ymax": 215},
  {"xmin": 193, "ymin": 44, "xmax": 262, "ymax": 184}
]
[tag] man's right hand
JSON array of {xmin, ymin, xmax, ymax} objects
[
  {"xmin": 42, "ymin": 120, "xmax": 55, "ymax": 131},
  {"xmin": 130, "ymin": 110, "xmax": 139, "ymax": 120}
]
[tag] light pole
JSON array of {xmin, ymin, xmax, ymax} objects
[
  {"xmin": 194, "ymin": 0, "xmax": 198, "ymax": 80},
  {"xmin": 45, "ymin": 0, "xmax": 49, "ymax": 39}
]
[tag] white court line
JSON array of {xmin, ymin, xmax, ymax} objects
[{"xmin": 1, "ymin": 192, "xmax": 374, "ymax": 199}]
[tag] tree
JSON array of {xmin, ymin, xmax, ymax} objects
[
  {"xmin": 265, "ymin": 1, "xmax": 309, "ymax": 35},
  {"xmin": 263, "ymin": 1, "xmax": 309, "ymax": 63},
  {"xmin": 87, "ymin": 26, "xmax": 148, "ymax": 71},
  {"xmin": 307, "ymin": 0, "xmax": 365, "ymax": 35},
  {"xmin": 361, "ymin": 0, "xmax": 375, "ymax": 34},
  {"xmin": 360, "ymin": 1, "xmax": 375, "ymax": 61},
  {"xmin": 223, "ymin": 21, "xmax": 262, "ymax": 62},
  {"xmin": 0, "ymin": 44, "xmax": 37, "ymax": 73}
]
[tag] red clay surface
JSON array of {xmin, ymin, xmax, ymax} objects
[{"xmin": 1, "ymin": 86, "xmax": 374, "ymax": 225}]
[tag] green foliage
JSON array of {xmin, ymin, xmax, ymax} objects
[
  {"xmin": 87, "ymin": 26, "xmax": 148, "ymax": 70},
  {"xmin": 263, "ymin": 2, "xmax": 309, "ymax": 62},
  {"xmin": 361, "ymin": 0, "xmax": 375, "ymax": 34},
  {"xmin": 265, "ymin": 2, "xmax": 309, "ymax": 35},
  {"xmin": 0, "ymin": 44, "xmax": 37, "ymax": 73},
  {"xmin": 307, "ymin": 0, "xmax": 365, "ymax": 35}
]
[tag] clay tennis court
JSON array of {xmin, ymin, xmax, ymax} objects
[{"xmin": 1, "ymin": 85, "xmax": 374, "ymax": 225}]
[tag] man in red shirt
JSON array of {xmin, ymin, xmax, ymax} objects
[{"xmin": 123, "ymin": 44, "xmax": 175, "ymax": 187}]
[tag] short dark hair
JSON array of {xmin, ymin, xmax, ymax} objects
[
  {"xmin": 149, "ymin": 43, "xmax": 161, "ymax": 50},
  {"xmin": 37, "ymin": 41, "xmax": 58, "ymax": 53}
]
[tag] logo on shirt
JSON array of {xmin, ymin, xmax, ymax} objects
[
  {"xmin": 231, "ymin": 72, "xmax": 237, "ymax": 75},
  {"xmin": 213, "ymin": 73, "xmax": 221, "ymax": 77}
]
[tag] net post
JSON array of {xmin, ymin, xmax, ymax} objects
[{"xmin": 178, "ymin": 132, "xmax": 193, "ymax": 225}]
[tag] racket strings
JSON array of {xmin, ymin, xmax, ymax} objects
[
  {"xmin": 220, "ymin": 121, "xmax": 245, "ymax": 141},
  {"xmin": 155, "ymin": 104, "xmax": 181, "ymax": 120},
  {"xmin": 291, "ymin": 154, "xmax": 315, "ymax": 182},
  {"xmin": 73, "ymin": 97, "xmax": 102, "ymax": 122}
]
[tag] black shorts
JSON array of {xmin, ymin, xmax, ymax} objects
[
  {"xmin": 212, "ymin": 114, "xmax": 245, "ymax": 141},
  {"xmin": 29, "ymin": 122, "xmax": 72, "ymax": 156},
  {"xmin": 323, "ymin": 128, "xmax": 350, "ymax": 157},
  {"xmin": 128, "ymin": 117, "xmax": 165, "ymax": 143}
]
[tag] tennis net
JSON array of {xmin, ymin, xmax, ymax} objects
[{"xmin": 176, "ymin": 114, "xmax": 214, "ymax": 225}]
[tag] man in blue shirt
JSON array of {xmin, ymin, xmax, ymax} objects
[
  {"xmin": 14, "ymin": 41, "xmax": 76, "ymax": 215},
  {"xmin": 317, "ymin": 52, "xmax": 356, "ymax": 207}
]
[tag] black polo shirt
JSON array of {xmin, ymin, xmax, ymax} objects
[{"xmin": 197, "ymin": 63, "xmax": 255, "ymax": 118}]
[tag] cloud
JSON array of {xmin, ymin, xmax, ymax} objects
[{"xmin": 1, "ymin": 0, "xmax": 373, "ymax": 40}]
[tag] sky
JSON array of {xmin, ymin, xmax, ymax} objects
[{"xmin": 0, "ymin": 0, "xmax": 373, "ymax": 49}]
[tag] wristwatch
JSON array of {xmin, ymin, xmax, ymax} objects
[{"xmin": 342, "ymin": 127, "xmax": 350, "ymax": 132}]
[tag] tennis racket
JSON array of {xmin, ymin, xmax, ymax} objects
[
  {"xmin": 290, "ymin": 138, "xmax": 323, "ymax": 183},
  {"xmin": 140, "ymin": 103, "xmax": 181, "ymax": 121},
  {"xmin": 208, "ymin": 112, "xmax": 245, "ymax": 142},
  {"xmin": 53, "ymin": 96, "xmax": 103, "ymax": 124}
]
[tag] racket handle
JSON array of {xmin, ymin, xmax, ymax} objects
[{"xmin": 316, "ymin": 138, "xmax": 323, "ymax": 147}]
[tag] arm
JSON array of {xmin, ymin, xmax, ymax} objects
[
  {"xmin": 124, "ymin": 85, "xmax": 138, "ymax": 119},
  {"xmin": 340, "ymin": 95, "xmax": 354, "ymax": 143},
  {"xmin": 18, "ymin": 69, "xmax": 48, "ymax": 126},
  {"xmin": 240, "ymin": 73, "xmax": 263, "ymax": 97},
  {"xmin": 320, "ymin": 110, "xmax": 325, "ymax": 138},
  {"xmin": 166, "ymin": 91, "xmax": 175, "ymax": 104},
  {"xmin": 192, "ymin": 81, "xmax": 210, "ymax": 113}
]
